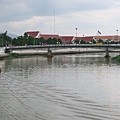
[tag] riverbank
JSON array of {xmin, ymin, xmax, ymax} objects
[
  {"xmin": 0, "ymin": 48, "xmax": 9, "ymax": 60},
  {"xmin": 0, "ymin": 54, "xmax": 9, "ymax": 60},
  {"xmin": 112, "ymin": 55, "xmax": 120, "ymax": 62}
]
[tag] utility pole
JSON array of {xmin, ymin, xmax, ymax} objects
[
  {"xmin": 116, "ymin": 29, "xmax": 119, "ymax": 42},
  {"xmin": 54, "ymin": 10, "xmax": 55, "ymax": 34},
  {"xmin": 117, "ymin": 29, "xmax": 118, "ymax": 36},
  {"xmin": 75, "ymin": 28, "xmax": 78, "ymax": 37}
]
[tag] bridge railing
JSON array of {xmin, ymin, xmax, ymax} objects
[{"xmin": 5, "ymin": 44, "xmax": 120, "ymax": 50}]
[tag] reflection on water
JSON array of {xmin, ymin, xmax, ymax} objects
[{"xmin": 0, "ymin": 53, "xmax": 120, "ymax": 120}]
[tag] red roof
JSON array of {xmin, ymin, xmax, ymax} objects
[
  {"xmin": 60, "ymin": 36, "xmax": 74, "ymax": 43},
  {"xmin": 92, "ymin": 35, "xmax": 120, "ymax": 41},
  {"xmin": 27, "ymin": 31, "xmax": 39, "ymax": 38},
  {"xmin": 75, "ymin": 36, "xmax": 93, "ymax": 42},
  {"xmin": 40, "ymin": 34, "xmax": 59, "ymax": 40}
]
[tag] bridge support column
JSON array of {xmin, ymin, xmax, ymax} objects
[
  {"xmin": 4, "ymin": 49, "xmax": 11, "ymax": 53},
  {"xmin": 0, "ymin": 65, "xmax": 1, "ymax": 73},
  {"xmin": 105, "ymin": 47, "xmax": 110, "ymax": 58},
  {"xmin": 47, "ymin": 50, "xmax": 53, "ymax": 58}
]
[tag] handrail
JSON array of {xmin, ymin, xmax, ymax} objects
[{"xmin": 5, "ymin": 44, "xmax": 120, "ymax": 50}]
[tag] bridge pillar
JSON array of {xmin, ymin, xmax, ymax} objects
[
  {"xmin": 0, "ymin": 68, "xmax": 1, "ymax": 73},
  {"xmin": 105, "ymin": 47, "xmax": 110, "ymax": 58},
  {"xmin": 47, "ymin": 50, "xmax": 53, "ymax": 58},
  {"xmin": 4, "ymin": 49, "xmax": 11, "ymax": 53}
]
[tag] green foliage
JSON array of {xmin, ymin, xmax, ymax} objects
[
  {"xmin": 98, "ymin": 39, "xmax": 103, "ymax": 43},
  {"xmin": 57, "ymin": 38, "xmax": 62, "ymax": 44},
  {"xmin": 79, "ymin": 40, "xmax": 86, "ymax": 44},
  {"xmin": 35, "ymin": 37, "xmax": 47, "ymax": 45},
  {"xmin": 90, "ymin": 39, "xmax": 96, "ymax": 44},
  {"xmin": 9, "ymin": 53, "xmax": 20, "ymax": 58},
  {"xmin": 46, "ymin": 38, "xmax": 62, "ymax": 44},
  {"xmin": 11, "ymin": 33, "xmax": 35, "ymax": 46},
  {"xmin": 2, "ymin": 31, "xmax": 120, "ymax": 47},
  {"xmin": 110, "ymin": 41, "xmax": 117, "ymax": 44},
  {"xmin": 24, "ymin": 32, "xmax": 28, "ymax": 38},
  {"xmin": 0, "ymin": 31, "xmax": 12, "ymax": 46},
  {"xmin": 112, "ymin": 55, "xmax": 120, "ymax": 62},
  {"xmin": 75, "ymin": 40, "xmax": 79, "ymax": 44},
  {"xmin": 28, "ymin": 36, "xmax": 34, "ymax": 45},
  {"xmin": 9, "ymin": 32, "xmax": 62, "ymax": 46}
]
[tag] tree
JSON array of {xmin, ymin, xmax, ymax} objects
[
  {"xmin": 28, "ymin": 36, "xmax": 34, "ymax": 45},
  {"xmin": 12, "ymin": 38, "xmax": 18, "ymax": 46},
  {"xmin": 90, "ymin": 39, "xmax": 96, "ymax": 44},
  {"xmin": 98, "ymin": 39, "xmax": 103, "ymax": 43},
  {"xmin": 80, "ymin": 40, "xmax": 86, "ymax": 44},
  {"xmin": 75, "ymin": 40, "xmax": 79, "ymax": 44},
  {"xmin": 35, "ymin": 37, "xmax": 46, "ymax": 45},
  {"xmin": 17, "ymin": 36, "xmax": 24, "ymax": 46},
  {"xmin": 39, "ymin": 37, "xmax": 46, "ymax": 44},
  {"xmin": 24, "ymin": 32, "xmax": 28, "ymax": 38},
  {"xmin": 56, "ymin": 38, "xmax": 62, "ymax": 44},
  {"xmin": 46, "ymin": 38, "xmax": 58, "ymax": 44},
  {"xmin": 0, "ymin": 31, "xmax": 12, "ymax": 46}
]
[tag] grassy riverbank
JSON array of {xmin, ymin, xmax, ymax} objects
[
  {"xmin": 8, "ymin": 53, "xmax": 20, "ymax": 59},
  {"xmin": 112, "ymin": 55, "xmax": 120, "ymax": 62}
]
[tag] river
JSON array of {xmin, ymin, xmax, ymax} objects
[{"xmin": 0, "ymin": 53, "xmax": 120, "ymax": 120}]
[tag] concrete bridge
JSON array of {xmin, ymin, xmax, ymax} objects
[{"xmin": 4, "ymin": 44, "xmax": 120, "ymax": 58}]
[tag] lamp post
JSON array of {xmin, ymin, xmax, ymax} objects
[
  {"xmin": 116, "ymin": 30, "xmax": 119, "ymax": 42},
  {"xmin": 117, "ymin": 29, "xmax": 118, "ymax": 36},
  {"xmin": 75, "ymin": 28, "xmax": 78, "ymax": 37}
]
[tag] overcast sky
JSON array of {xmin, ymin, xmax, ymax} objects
[{"xmin": 0, "ymin": 0, "xmax": 120, "ymax": 36}]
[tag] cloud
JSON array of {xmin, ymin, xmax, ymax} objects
[
  {"xmin": 1, "ymin": 0, "xmax": 118, "ymax": 22},
  {"xmin": 52, "ymin": 0, "xmax": 120, "ymax": 14},
  {"xmin": 55, "ymin": 5, "xmax": 120, "ymax": 36},
  {"xmin": 0, "ymin": 0, "xmax": 32, "ymax": 22},
  {"xmin": 0, "ymin": 0, "xmax": 120, "ymax": 36},
  {"xmin": 0, "ymin": 15, "xmax": 55, "ymax": 35}
]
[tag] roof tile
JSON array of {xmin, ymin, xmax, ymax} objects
[{"xmin": 27, "ymin": 31, "xmax": 39, "ymax": 38}]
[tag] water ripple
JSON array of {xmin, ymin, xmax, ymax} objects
[{"xmin": 1, "ymin": 55, "xmax": 120, "ymax": 120}]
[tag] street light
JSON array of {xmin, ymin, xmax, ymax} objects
[
  {"xmin": 75, "ymin": 28, "xmax": 78, "ymax": 37},
  {"xmin": 117, "ymin": 29, "xmax": 118, "ymax": 36},
  {"xmin": 116, "ymin": 29, "xmax": 119, "ymax": 42}
]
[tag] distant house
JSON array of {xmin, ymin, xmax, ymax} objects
[
  {"xmin": 26, "ymin": 31, "xmax": 40, "ymax": 38},
  {"xmin": 76, "ymin": 35, "xmax": 120, "ymax": 43},
  {"xmin": 75, "ymin": 36, "xmax": 93, "ymax": 43},
  {"xmin": 60, "ymin": 36, "xmax": 74, "ymax": 44},
  {"xmin": 40, "ymin": 34, "xmax": 60, "ymax": 40},
  {"xmin": 26, "ymin": 30, "xmax": 120, "ymax": 43},
  {"xmin": 92, "ymin": 35, "xmax": 120, "ymax": 42}
]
